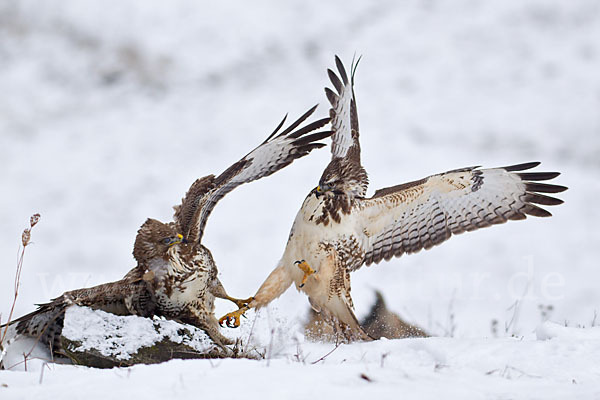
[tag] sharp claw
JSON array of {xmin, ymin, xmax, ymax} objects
[
  {"xmin": 219, "ymin": 305, "xmax": 249, "ymax": 329},
  {"xmin": 296, "ymin": 260, "xmax": 315, "ymax": 287}
]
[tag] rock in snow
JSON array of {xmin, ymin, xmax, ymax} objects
[{"xmin": 60, "ymin": 306, "xmax": 235, "ymax": 368}]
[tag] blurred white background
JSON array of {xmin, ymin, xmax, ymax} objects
[{"xmin": 1, "ymin": 0, "xmax": 599, "ymax": 338}]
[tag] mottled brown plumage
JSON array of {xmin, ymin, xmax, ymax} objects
[
  {"xmin": 131, "ymin": 107, "xmax": 332, "ymax": 346},
  {"xmin": 4, "ymin": 107, "xmax": 332, "ymax": 354},
  {"xmin": 221, "ymin": 55, "xmax": 567, "ymax": 342}
]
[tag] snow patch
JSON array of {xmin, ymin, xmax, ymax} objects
[
  {"xmin": 1, "ymin": 333, "xmax": 58, "ymax": 372},
  {"xmin": 62, "ymin": 306, "xmax": 215, "ymax": 360}
]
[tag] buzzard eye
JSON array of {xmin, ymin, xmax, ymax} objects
[{"xmin": 161, "ymin": 237, "xmax": 172, "ymax": 245}]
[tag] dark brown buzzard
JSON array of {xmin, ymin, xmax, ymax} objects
[{"xmin": 3, "ymin": 107, "xmax": 331, "ymax": 354}]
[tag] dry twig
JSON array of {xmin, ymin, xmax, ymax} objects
[
  {"xmin": 0, "ymin": 214, "xmax": 40, "ymax": 352},
  {"xmin": 310, "ymin": 342, "xmax": 342, "ymax": 365}
]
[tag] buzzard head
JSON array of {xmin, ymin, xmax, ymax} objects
[
  {"xmin": 317, "ymin": 156, "xmax": 368, "ymax": 198},
  {"xmin": 133, "ymin": 218, "xmax": 186, "ymax": 263}
]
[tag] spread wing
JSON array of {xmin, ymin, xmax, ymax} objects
[
  {"xmin": 175, "ymin": 106, "xmax": 332, "ymax": 243},
  {"xmin": 322, "ymin": 55, "xmax": 368, "ymax": 196},
  {"xmin": 354, "ymin": 162, "xmax": 567, "ymax": 268}
]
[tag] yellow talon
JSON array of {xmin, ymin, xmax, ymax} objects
[
  {"xmin": 228, "ymin": 296, "xmax": 254, "ymax": 310},
  {"xmin": 219, "ymin": 306, "xmax": 249, "ymax": 328},
  {"xmin": 295, "ymin": 260, "xmax": 315, "ymax": 288}
]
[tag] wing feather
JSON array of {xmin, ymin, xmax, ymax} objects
[
  {"xmin": 357, "ymin": 163, "xmax": 566, "ymax": 268},
  {"xmin": 278, "ymin": 104, "xmax": 319, "ymax": 138},
  {"xmin": 320, "ymin": 55, "xmax": 369, "ymax": 197},
  {"xmin": 176, "ymin": 107, "xmax": 332, "ymax": 243},
  {"xmin": 327, "ymin": 55, "xmax": 361, "ymax": 160}
]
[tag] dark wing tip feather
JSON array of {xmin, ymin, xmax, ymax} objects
[
  {"xmin": 515, "ymin": 163, "xmax": 566, "ymax": 217},
  {"xmin": 350, "ymin": 54, "xmax": 362, "ymax": 85},
  {"xmin": 277, "ymin": 104, "xmax": 319, "ymax": 138},
  {"xmin": 507, "ymin": 212, "xmax": 528, "ymax": 221},
  {"xmin": 288, "ymin": 117, "xmax": 330, "ymax": 139},
  {"xmin": 324, "ymin": 87, "xmax": 338, "ymax": 107},
  {"xmin": 503, "ymin": 161, "xmax": 541, "ymax": 171},
  {"xmin": 292, "ymin": 130, "xmax": 333, "ymax": 146},
  {"xmin": 327, "ymin": 68, "xmax": 343, "ymax": 93},
  {"xmin": 334, "ymin": 55, "xmax": 349, "ymax": 85},
  {"xmin": 525, "ymin": 192, "xmax": 564, "ymax": 206},
  {"xmin": 523, "ymin": 203, "xmax": 553, "ymax": 217},
  {"xmin": 518, "ymin": 172, "xmax": 560, "ymax": 181},
  {"xmin": 525, "ymin": 182, "xmax": 568, "ymax": 194},
  {"xmin": 264, "ymin": 113, "xmax": 288, "ymax": 144}
]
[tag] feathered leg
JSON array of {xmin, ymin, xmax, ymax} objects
[
  {"xmin": 210, "ymin": 278, "xmax": 254, "ymax": 310},
  {"xmin": 306, "ymin": 247, "xmax": 372, "ymax": 342},
  {"xmin": 219, "ymin": 264, "xmax": 293, "ymax": 328}
]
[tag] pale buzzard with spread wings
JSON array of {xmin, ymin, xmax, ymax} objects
[
  {"xmin": 220, "ymin": 56, "xmax": 567, "ymax": 340},
  {"xmin": 4, "ymin": 107, "xmax": 331, "ymax": 353}
]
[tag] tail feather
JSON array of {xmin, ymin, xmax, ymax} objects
[
  {"xmin": 323, "ymin": 296, "xmax": 373, "ymax": 341},
  {"xmin": 12, "ymin": 298, "xmax": 69, "ymax": 355},
  {"xmin": 2, "ymin": 278, "xmax": 154, "ymax": 357}
]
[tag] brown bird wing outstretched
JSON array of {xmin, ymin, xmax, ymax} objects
[
  {"xmin": 355, "ymin": 162, "xmax": 567, "ymax": 268},
  {"xmin": 174, "ymin": 106, "xmax": 331, "ymax": 244}
]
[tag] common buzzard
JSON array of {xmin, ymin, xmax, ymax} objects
[{"xmin": 219, "ymin": 56, "xmax": 567, "ymax": 341}]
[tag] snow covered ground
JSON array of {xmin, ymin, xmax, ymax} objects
[
  {"xmin": 1, "ymin": 0, "xmax": 600, "ymax": 398},
  {"xmin": 3, "ymin": 322, "xmax": 600, "ymax": 399}
]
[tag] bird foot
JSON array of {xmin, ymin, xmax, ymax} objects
[
  {"xmin": 231, "ymin": 296, "xmax": 254, "ymax": 310},
  {"xmin": 222, "ymin": 294, "xmax": 254, "ymax": 309},
  {"xmin": 295, "ymin": 260, "xmax": 315, "ymax": 288},
  {"xmin": 219, "ymin": 305, "xmax": 250, "ymax": 328}
]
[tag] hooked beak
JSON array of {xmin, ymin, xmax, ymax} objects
[
  {"xmin": 315, "ymin": 185, "xmax": 324, "ymax": 198},
  {"xmin": 169, "ymin": 234, "xmax": 187, "ymax": 246},
  {"xmin": 176, "ymin": 234, "xmax": 189, "ymax": 244}
]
